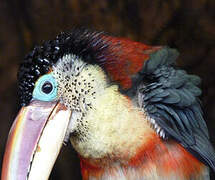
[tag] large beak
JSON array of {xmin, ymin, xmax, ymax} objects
[{"xmin": 1, "ymin": 100, "xmax": 71, "ymax": 180}]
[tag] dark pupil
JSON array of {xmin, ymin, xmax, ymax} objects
[{"xmin": 42, "ymin": 82, "xmax": 53, "ymax": 94}]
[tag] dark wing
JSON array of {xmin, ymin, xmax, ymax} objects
[{"xmin": 138, "ymin": 47, "xmax": 215, "ymax": 171}]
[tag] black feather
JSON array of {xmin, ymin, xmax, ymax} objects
[{"xmin": 18, "ymin": 28, "xmax": 108, "ymax": 106}]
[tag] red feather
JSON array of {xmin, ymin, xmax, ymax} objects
[
  {"xmin": 80, "ymin": 133, "xmax": 206, "ymax": 180},
  {"xmin": 101, "ymin": 35, "xmax": 161, "ymax": 89}
]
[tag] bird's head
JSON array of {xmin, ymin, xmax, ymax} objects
[{"xmin": 2, "ymin": 29, "xmax": 165, "ymax": 179}]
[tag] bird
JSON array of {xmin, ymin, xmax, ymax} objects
[{"xmin": 2, "ymin": 28, "xmax": 215, "ymax": 180}]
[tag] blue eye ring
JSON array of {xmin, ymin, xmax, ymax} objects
[{"xmin": 32, "ymin": 74, "xmax": 58, "ymax": 101}]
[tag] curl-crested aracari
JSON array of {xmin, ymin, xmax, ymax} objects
[{"xmin": 2, "ymin": 28, "xmax": 215, "ymax": 180}]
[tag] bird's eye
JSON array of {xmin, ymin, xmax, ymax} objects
[
  {"xmin": 42, "ymin": 81, "xmax": 53, "ymax": 94},
  {"xmin": 32, "ymin": 74, "xmax": 58, "ymax": 101}
]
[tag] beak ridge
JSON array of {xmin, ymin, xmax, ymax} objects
[{"xmin": 2, "ymin": 101, "xmax": 71, "ymax": 180}]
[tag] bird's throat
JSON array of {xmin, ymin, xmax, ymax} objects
[
  {"xmin": 70, "ymin": 85, "xmax": 155, "ymax": 161},
  {"xmin": 70, "ymin": 86, "xmax": 207, "ymax": 179}
]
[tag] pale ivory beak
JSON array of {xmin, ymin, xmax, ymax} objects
[{"xmin": 1, "ymin": 100, "xmax": 71, "ymax": 180}]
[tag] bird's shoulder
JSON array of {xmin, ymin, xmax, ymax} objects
[{"xmin": 134, "ymin": 47, "xmax": 215, "ymax": 171}]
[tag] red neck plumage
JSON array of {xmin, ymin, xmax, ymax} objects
[{"xmin": 80, "ymin": 133, "xmax": 206, "ymax": 180}]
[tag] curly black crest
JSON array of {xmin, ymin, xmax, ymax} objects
[{"xmin": 18, "ymin": 28, "xmax": 108, "ymax": 106}]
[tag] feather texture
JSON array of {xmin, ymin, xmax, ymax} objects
[{"xmin": 138, "ymin": 47, "xmax": 215, "ymax": 171}]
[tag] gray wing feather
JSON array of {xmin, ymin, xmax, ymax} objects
[{"xmin": 138, "ymin": 47, "xmax": 215, "ymax": 171}]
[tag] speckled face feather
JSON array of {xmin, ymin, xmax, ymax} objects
[
  {"xmin": 52, "ymin": 54, "xmax": 109, "ymax": 141},
  {"xmin": 18, "ymin": 28, "xmax": 108, "ymax": 106}
]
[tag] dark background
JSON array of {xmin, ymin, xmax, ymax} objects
[{"xmin": 0, "ymin": 0, "xmax": 215, "ymax": 179}]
